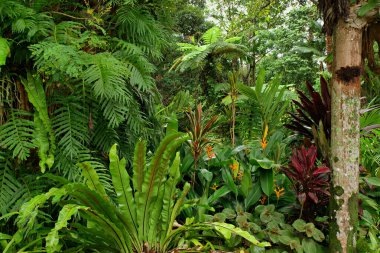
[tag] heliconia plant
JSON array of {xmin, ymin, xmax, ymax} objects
[{"xmin": 282, "ymin": 145, "xmax": 330, "ymax": 217}]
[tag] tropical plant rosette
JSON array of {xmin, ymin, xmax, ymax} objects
[{"xmin": 282, "ymin": 145, "xmax": 330, "ymax": 209}]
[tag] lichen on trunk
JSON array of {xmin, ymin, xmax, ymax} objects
[{"xmin": 329, "ymin": 16, "xmax": 362, "ymax": 253}]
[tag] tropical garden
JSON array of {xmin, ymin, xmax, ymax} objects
[{"xmin": 0, "ymin": 0, "xmax": 380, "ymax": 252}]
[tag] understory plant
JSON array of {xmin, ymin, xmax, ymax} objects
[
  {"xmin": 282, "ymin": 145, "xmax": 330, "ymax": 219},
  {"xmin": 4, "ymin": 133, "xmax": 268, "ymax": 252},
  {"xmin": 210, "ymin": 204, "xmax": 326, "ymax": 253}
]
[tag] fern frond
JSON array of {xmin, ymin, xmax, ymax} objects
[
  {"xmin": 202, "ymin": 27, "xmax": 222, "ymax": 44},
  {"xmin": 113, "ymin": 50, "xmax": 155, "ymax": 91},
  {"xmin": 91, "ymin": 112, "xmax": 119, "ymax": 152},
  {"xmin": 53, "ymin": 95, "xmax": 89, "ymax": 159},
  {"xmin": 0, "ymin": 110, "xmax": 35, "ymax": 160},
  {"xmin": 0, "ymin": 0, "xmax": 53, "ymax": 41},
  {"xmin": 54, "ymin": 150, "xmax": 113, "ymax": 193},
  {"xmin": 84, "ymin": 53, "xmax": 130, "ymax": 100},
  {"xmin": 115, "ymin": 7, "xmax": 167, "ymax": 59},
  {"xmin": 47, "ymin": 21, "xmax": 84, "ymax": 45},
  {"xmin": 0, "ymin": 159, "xmax": 25, "ymax": 215},
  {"xmin": 30, "ymin": 42, "xmax": 86, "ymax": 78}
]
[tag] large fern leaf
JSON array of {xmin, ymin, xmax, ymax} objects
[
  {"xmin": 0, "ymin": 160, "xmax": 25, "ymax": 215},
  {"xmin": 53, "ymin": 95, "xmax": 89, "ymax": 159},
  {"xmin": 0, "ymin": 110, "xmax": 35, "ymax": 160}
]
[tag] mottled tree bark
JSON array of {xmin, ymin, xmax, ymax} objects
[
  {"xmin": 326, "ymin": 34, "xmax": 333, "ymax": 72},
  {"xmin": 329, "ymin": 15, "xmax": 363, "ymax": 253}
]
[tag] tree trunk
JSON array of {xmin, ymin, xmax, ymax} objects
[
  {"xmin": 329, "ymin": 17, "xmax": 362, "ymax": 253},
  {"xmin": 326, "ymin": 34, "xmax": 333, "ymax": 73}
]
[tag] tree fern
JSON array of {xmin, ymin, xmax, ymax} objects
[
  {"xmin": 0, "ymin": 110, "xmax": 35, "ymax": 160},
  {"xmin": 171, "ymin": 27, "xmax": 247, "ymax": 72},
  {"xmin": 202, "ymin": 26, "xmax": 222, "ymax": 44}
]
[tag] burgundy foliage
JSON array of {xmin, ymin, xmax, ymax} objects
[
  {"xmin": 283, "ymin": 145, "xmax": 330, "ymax": 207},
  {"xmin": 285, "ymin": 76, "xmax": 331, "ymax": 141}
]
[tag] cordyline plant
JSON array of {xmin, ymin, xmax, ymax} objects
[
  {"xmin": 285, "ymin": 76, "xmax": 331, "ymax": 141},
  {"xmin": 282, "ymin": 145, "xmax": 330, "ymax": 218}
]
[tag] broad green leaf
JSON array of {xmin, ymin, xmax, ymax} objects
[
  {"xmin": 168, "ymin": 182, "xmax": 191, "ymax": 236},
  {"xmin": 301, "ymin": 238, "xmax": 324, "ymax": 253},
  {"xmin": 365, "ymin": 177, "xmax": 380, "ymax": 187},
  {"xmin": 21, "ymin": 74, "xmax": 55, "ymax": 171},
  {"xmin": 161, "ymin": 153, "xmax": 181, "ymax": 243},
  {"xmin": 222, "ymin": 208, "xmax": 236, "ymax": 219},
  {"xmin": 312, "ymin": 227, "xmax": 325, "ymax": 242},
  {"xmin": 245, "ymin": 183, "xmax": 262, "ymax": 209},
  {"xmin": 208, "ymin": 186, "xmax": 231, "ymax": 205},
  {"xmin": 260, "ymin": 169, "xmax": 273, "ymax": 196},
  {"xmin": 165, "ymin": 113, "xmax": 178, "ymax": 136},
  {"xmin": 358, "ymin": 1, "xmax": 380, "ymax": 16},
  {"xmin": 138, "ymin": 133, "xmax": 188, "ymax": 240},
  {"xmin": 222, "ymin": 168, "xmax": 238, "ymax": 196},
  {"xmin": 292, "ymin": 219, "xmax": 306, "ymax": 232},
  {"xmin": 256, "ymin": 68, "xmax": 266, "ymax": 94},
  {"xmin": 255, "ymin": 158, "xmax": 274, "ymax": 169},
  {"xmin": 0, "ymin": 233, "xmax": 11, "ymax": 240},
  {"xmin": 34, "ymin": 113, "xmax": 51, "ymax": 173},
  {"xmin": 221, "ymin": 94, "xmax": 232, "ymax": 105},
  {"xmin": 79, "ymin": 162, "xmax": 108, "ymax": 199},
  {"xmin": 212, "ymin": 222, "xmax": 270, "ymax": 247},
  {"xmin": 240, "ymin": 169, "xmax": 252, "ymax": 197},
  {"xmin": 46, "ymin": 204, "xmax": 88, "ymax": 253},
  {"xmin": 109, "ymin": 144, "xmax": 137, "ymax": 232},
  {"xmin": 200, "ymin": 169, "xmax": 213, "ymax": 182}
]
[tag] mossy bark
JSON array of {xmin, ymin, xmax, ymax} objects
[{"xmin": 329, "ymin": 15, "xmax": 363, "ymax": 253}]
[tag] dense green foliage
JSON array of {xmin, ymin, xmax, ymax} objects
[{"xmin": 1, "ymin": 0, "xmax": 380, "ymax": 252}]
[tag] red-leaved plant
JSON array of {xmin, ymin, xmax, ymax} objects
[{"xmin": 283, "ymin": 145, "xmax": 330, "ymax": 216}]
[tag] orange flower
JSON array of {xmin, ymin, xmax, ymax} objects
[
  {"xmin": 206, "ymin": 145, "xmax": 216, "ymax": 159},
  {"xmin": 229, "ymin": 160, "xmax": 239, "ymax": 179},
  {"xmin": 260, "ymin": 124, "xmax": 269, "ymax": 150},
  {"xmin": 274, "ymin": 185, "xmax": 285, "ymax": 200},
  {"xmin": 229, "ymin": 163, "xmax": 239, "ymax": 171}
]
